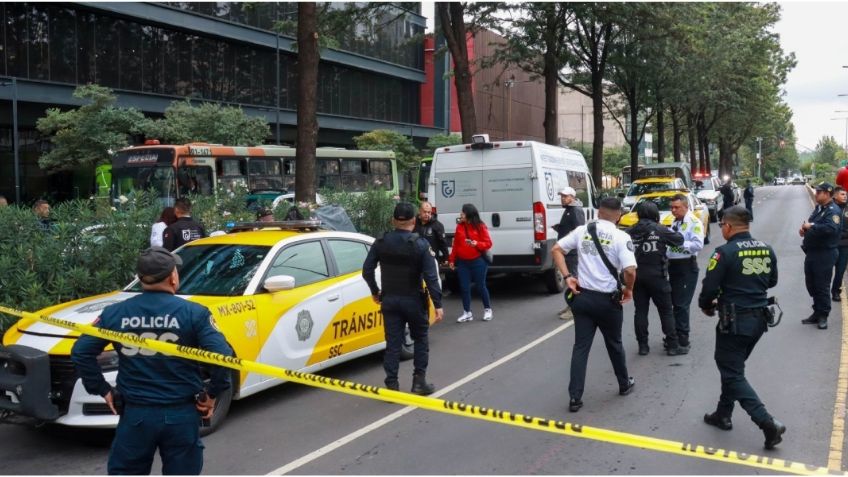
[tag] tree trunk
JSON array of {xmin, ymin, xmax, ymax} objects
[
  {"xmin": 687, "ymin": 113, "xmax": 697, "ymax": 173},
  {"xmin": 696, "ymin": 113, "xmax": 707, "ymax": 175},
  {"xmin": 671, "ymin": 106, "xmax": 681, "ymax": 162},
  {"xmin": 591, "ymin": 76, "xmax": 605, "ymax": 187},
  {"xmin": 438, "ymin": 3, "xmax": 477, "ymax": 143},
  {"xmin": 656, "ymin": 103, "xmax": 665, "ymax": 163},
  {"xmin": 295, "ymin": 2, "xmax": 319, "ymax": 203},
  {"xmin": 629, "ymin": 104, "xmax": 639, "ymax": 178},
  {"xmin": 543, "ymin": 52, "xmax": 559, "ymax": 145},
  {"xmin": 718, "ymin": 138, "xmax": 731, "ymax": 178}
]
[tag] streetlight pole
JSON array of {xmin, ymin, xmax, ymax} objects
[
  {"xmin": 275, "ymin": 4, "xmax": 281, "ymax": 145},
  {"xmin": 756, "ymin": 136, "xmax": 762, "ymax": 180}
]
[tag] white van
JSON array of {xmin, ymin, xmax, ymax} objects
[{"xmin": 427, "ymin": 135, "xmax": 597, "ymax": 293}]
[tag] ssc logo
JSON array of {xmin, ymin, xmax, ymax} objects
[
  {"xmin": 545, "ymin": 172, "xmax": 554, "ymax": 201},
  {"xmin": 296, "ymin": 309, "xmax": 314, "ymax": 341},
  {"xmin": 441, "ymin": 180, "xmax": 455, "ymax": 198},
  {"xmin": 182, "ymin": 229, "xmax": 192, "ymax": 241}
]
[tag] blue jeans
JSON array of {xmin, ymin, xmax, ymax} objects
[
  {"xmin": 456, "ymin": 257, "xmax": 491, "ymax": 312},
  {"xmin": 108, "ymin": 403, "xmax": 203, "ymax": 475}
]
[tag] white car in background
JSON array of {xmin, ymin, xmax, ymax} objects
[
  {"xmin": 775, "ymin": 177, "xmax": 786, "ymax": 185},
  {"xmin": 693, "ymin": 175, "xmax": 722, "ymax": 222}
]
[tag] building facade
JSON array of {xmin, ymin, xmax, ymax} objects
[
  {"xmin": 557, "ymin": 87, "xmax": 627, "ymax": 149},
  {"xmin": 0, "ymin": 2, "xmax": 438, "ymax": 203}
]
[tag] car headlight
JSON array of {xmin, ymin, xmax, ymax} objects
[{"xmin": 96, "ymin": 350, "xmax": 119, "ymax": 372}]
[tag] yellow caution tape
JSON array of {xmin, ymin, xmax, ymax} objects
[{"xmin": 0, "ymin": 305, "xmax": 841, "ymax": 476}]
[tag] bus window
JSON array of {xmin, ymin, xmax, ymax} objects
[
  {"xmin": 216, "ymin": 157, "xmax": 247, "ymax": 193},
  {"xmin": 318, "ymin": 158, "xmax": 340, "ymax": 190},
  {"xmin": 282, "ymin": 159, "xmax": 296, "ymax": 191},
  {"xmin": 341, "ymin": 159, "xmax": 368, "ymax": 191},
  {"xmin": 248, "ymin": 158, "xmax": 284, "ymax": 191},
  {"xmin": 370, "ymin": 159, "xmax": 393, "ymax": 190},
  {"xmin": 418, "ymin": 159, "xmax": 432, "ymax": 200},
  {"xmin": 178, "ymin": 166, "xmax": 214, "ymax": 196}
]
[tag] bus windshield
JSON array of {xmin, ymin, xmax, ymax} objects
[{"xmin": 112, "ymin": 149, "xmax": 177, "ymax": 205}]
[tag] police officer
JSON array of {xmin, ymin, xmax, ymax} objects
[
  {"xmin": 667, "ymin": 193, "xmax": 705, "ymax": 348},
  {"xmin": 720, "ymin": 179, "xmax": 735, "ymax": 213},
  {"xmin": 413, "ymin": 201, "xmax": 450, "ymax": 264},
  {"xmin": 800, "ymin": 182, "xmax": 841, "ymax": 329},
  {"xmin": 743, "ymin": 180, "xmax": 754, "ymax": 220},
  {"xmin": 698, "ymin": 206, "xmax": 785, "ymax": 450},
  {"xmin": 552, "ymin": 197, "xmax": 637, "ymax": 413},
  {"xmin": 625, "ymin": 201, "xmax": 687, "ymax": 356},
  {"xmin": 71, "ymin": 247, "xmax": 232, "ymax": 475},
  {"xmin": 363, "ymin": 202, "xmax": 444, "ymax": 395},
  {"xmin": 163, "ymin": 198, "xmax": 206, "ymax": 251},
  {"xmin": 554, "ymin": 187, "xmax": 586, "ymax": 319},
  {"xmin": 831, "ymin": 186, "xmax": 848, "ymax": 302}
]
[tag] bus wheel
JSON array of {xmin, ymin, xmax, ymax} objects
[
  {"xmin": 543, "ymin": 268, "xmax": 565, "ymax": 294},
  {"xmin": 199, "ymin": 370, "xmax": 237, "ymax": 437}
]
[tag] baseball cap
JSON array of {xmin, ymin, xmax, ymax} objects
[
  {"xmin": 137, "ymin": 247, "xmax": 182, "ymax": 284},
  {"xmin": 393, "ymin": 202, "xmax": 416, "ymax": 220},
  {"xmin": 558, "ymin": 187, "xmax": 577, "ymax": 197},
  {"xmin": 816, "ymin": 182, "xmax": 835, "ymax": 193},
  {"xmin": 256, "ymin": 207, "xmax": 274, "ymax": 219}
]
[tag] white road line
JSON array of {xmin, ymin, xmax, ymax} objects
[{"xmin": 267, "ymin": 320, "xmax": 575, "ymax": 475}]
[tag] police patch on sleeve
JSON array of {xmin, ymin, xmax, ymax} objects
[
  {"xmin": 834, "ymin": 215, "xmax": 841, "ymax": 224},
  {"xmin": 626, "ymin": 240, "xmax": 634, "ymax": 252},
  {"xmin": 707, "ymin": 252, "xmax": 720, "ymax": 271}
]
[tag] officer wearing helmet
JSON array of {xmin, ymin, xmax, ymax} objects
[{"xmin": 362, "ymin": 202, "xmax": 444, "ymax": 395}]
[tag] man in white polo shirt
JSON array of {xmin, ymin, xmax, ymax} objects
[{"xmin": 552, "ymin": 197, "xmax": 637, "ymax": 413}]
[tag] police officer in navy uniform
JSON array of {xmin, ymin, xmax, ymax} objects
[
  {"xmin": 363, "ymin": 202, "xmax": 444, "ymax": 395},
  {"xmin": 830, "ymin": 186, "xmax": 848, "ymax": 301},
  {"xmin": 71, "ymin": 247, "xmax": 232, "ymax": 475},
  {"xmin": 552, "ymin": 197, "xmax": 637, "ymax": 413},
  {"xmin": 800, "ymin": 182, "xmax": 841, "ymax": 329},
  {"xmin": 163, "ymin": 198, "xmax": 206, "ymax": 252},
  {"xmin": 625, "ymin": 201, "xmax": 687, "ymax": 356},
  {"xmin": 698, "ymin": 206, "xmax": 785, "ymax": 450},
  {"xmin": 413, "ymin": 201, "xmax": 450, "ymax": 264}
]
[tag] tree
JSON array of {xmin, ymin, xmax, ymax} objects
[
  {"xmin": 437, "ymin": 2, "xmax": 477, "ymax": 144},
  {"xmin": 143, "ymin": 101, "xmax": 270, "ymax": 145},
  {"xmin": 36, "ymin": 85, "xmax": 146, "ymax": 172},
  {"xmin": 353, "ymin": 129, "xmax": 420, "ymax": 173},
  {"xmin": 816, "ymin": 136, "xmax": 842, "ymax": 166},
  {"xmin": 425, "ymin": 133, "xmax": 463, "ymax": 153}
]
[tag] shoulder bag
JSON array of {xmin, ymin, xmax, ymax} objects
[{"xmin": 464, "ymin": 223, "xmax": 493, "ymax": 264}]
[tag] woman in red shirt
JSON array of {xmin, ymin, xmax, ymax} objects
[{"xmin": 449, "ymin": 203, "xmax": 493, "ymax": 322}]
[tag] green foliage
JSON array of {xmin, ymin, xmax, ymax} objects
[
  {"xmin": 142, "ymin": 101, "xmax": 270, "ymax": 146},
  {"xmin": 36, "ymin": 85, "xmax": 147, "ymax": 172},
  {"xmin": 815, "ymin": 135, "xmax": 843, "ymax": 166},
  {"xmin": 320, "ymin": 187, "xmax": 398, "ymax": 238},
  {"xmin": 352, "ymin": 129, "xmax": 420, "ymax": 173},
  {"xmin": 425, "ymin": 133, "xmax": 463, "ymax": 152}
]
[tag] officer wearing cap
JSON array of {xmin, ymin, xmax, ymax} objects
[
  {"xmin": 551, "ymin": 197, "xmax": 637, "ymax": 413},
  {"xmin": 71, "ymin": 247, "xmax": 232, "ymax": 475},
  {"xmin": 800, "ymin": 182, "xmax": 841, "ymax": 329},
  {"xmin": 362, "ymin": 202, "xmax": 444, "ymax": 395},
  {"xmin": 698, "ymin": 206, "xmax": 785, "ymax": 450},
  {"xmin": 257, "ymin": 206, "xmax": 275, "ymax": 223}
]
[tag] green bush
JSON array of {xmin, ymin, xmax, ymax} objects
[{"xmin": 320, "ymin": 187, "xmax": 398, "ymax": 237}]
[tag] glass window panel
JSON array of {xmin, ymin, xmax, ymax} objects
[
  {"xmin": 76, "ymin": 11, "xmax": 96, "ymax": 84},
  {"xmin": 235, "ymin": 44, "xmax": 252, "ymax": 104},
  {"xmin": 5, "ymin": 4, "xmax": 28, "ymax": 78},
  {"xmin": 267, "ymin": 241, "xmax": 329, "ymax": 288},
  {"xmin": 120, "ymin": 21, "xmax": 142, "ymax": 91},
  {"xmin": 328, "ymin": 240, "xmax": 368, "ymax": 276},
  {"xmin": 141, "ymin": 25, "xmax": 163, "ymax": 93},
  {"xmin": 220, "ymin": 40, "xmax": 235, "ymax": 102},
  {"xmin": 161, "ymin": 29, "xmax": 179, "ymax": 95},
  {"xmin": 29, "ymin": 6, "xmax": 49, "ymax": 81},
  {"xmin": 48, "ymin": 6, "xmax": 76, "ymax": 84},
  {"xmin": 95, "ymin": 15, "xmax": 120, "ymax": 87}
]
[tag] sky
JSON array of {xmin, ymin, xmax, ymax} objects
[{"xmin": 767, "ymin": 2, "xmax": 848, "ymax": 152}]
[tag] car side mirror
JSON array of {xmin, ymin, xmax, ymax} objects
[{"xmin": 264, "ymin": 275, "xmax": 296, "ymax": 292}]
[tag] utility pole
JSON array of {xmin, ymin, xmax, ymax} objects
[{"xmin": 756, "ymin": 136, "xmax": 763, "ymax": 181}]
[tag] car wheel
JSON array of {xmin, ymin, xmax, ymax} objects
[
  {"xmin": 543, "ymin": 268, "xmax": 565, "ymax": 294},
  {"xmin": 199, "ymin": 370, "xmax": 237, "ymax": 437},
  {"xmin": 400, "ymin": 325, "xmax": 414, "ymax": 361}
]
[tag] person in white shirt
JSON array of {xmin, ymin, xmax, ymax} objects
[
  {"xmin": 150, "ymin": 207, "xmax": 176, "ymax": 248},
  {"xmin": 552, "ymin": 197, "xmax": 637, "ymax": 413},
  {"xmin": 666, "ymin": 193, "xmax": 705, "ymax": 348}
]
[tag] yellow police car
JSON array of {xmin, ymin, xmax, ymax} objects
[
  {"xmin": 0, "ymin": 221, "xmax": 438, "ymax": 434},
  {"xmin": 621, "ymin": 176, "xmax": 688, "ymax": 211},
  {"xmin": 617, "ymin": 191, "xmax": 711, "ymax": 237}
]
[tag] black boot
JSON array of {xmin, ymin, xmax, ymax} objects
[
  {"xmin": 568, "ymin": 398, "xmax": 583, "ymax": 412},
  {"xmin": 833, "ymin": 293, "xmax": 842, "ymax": 302},
  {"xmin": 667, "ymin": 345, "xmax": 689, "ymax": 356},
  {"xmin": 818, "ymin": 317, "xmax": 829, "ymax": 330},
  {"xmin": 802, "ymin": 313, "xmax": 819, "ymax": 324},
  {"xmin": 678, "ymin": 334, "xmax": 690, "ymax": 348},
  {"xmin": 761, "ymin": 418, "xmax": 786, "ymax": 450},
  {"xmin": 703, "ymin": 412, "xmax": 733, "ymax": 430},
  {"xmin": 384, "ymin": 379, "xmax": 399, "ymax": 391},
  {"xmin": 638, "ymin": 342, "xmax": 650, "ymax": 356},
  {"xmin": 411, "ymin": 374, "xmax": 436, "ymax": 396}
]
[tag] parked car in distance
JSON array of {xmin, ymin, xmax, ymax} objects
[
  {"xmin": 693, "ymin": 175, "xmax": 723, "ymax": 222},
  {"xmin": 791, "ymin": 176, "xmax": 805, "ymax": 185},
  {"xmin": 774, "ymin": 177, "xmax": 786, "ymax": 185}
]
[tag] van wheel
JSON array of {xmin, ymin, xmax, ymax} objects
[
  {"xmin": 543, "ymin": 268, "xmax": 565, "ymax": 294},
  {"xmin": 199, "ymin": 370, "xmax": 237, "ymax": 437},
  {"xmin": 400, "ymin": 325, "xmax": 414, "ymax": 361}
]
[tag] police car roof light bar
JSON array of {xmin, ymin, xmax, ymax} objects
[{"xmin": 228, "ymin": 220, "xmax": 325, "ymax": 233}]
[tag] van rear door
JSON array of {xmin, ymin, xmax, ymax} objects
[
  {"xmin": 480, "ymin": 146, "xmax": 534, "ymax": 260},
  {"xmin": 431, "ymin": 148, "xmax": 483, "ymax": 244}
]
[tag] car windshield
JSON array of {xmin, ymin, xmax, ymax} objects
[
  {"xmin": 128, "ymin": 245, "xmax": 271, "ymax": 296},
  {"xmin": 695, "ymin": 179, "xmax": 715, "ymax": 191},
  {"xmin": 637, "ymin": 196, "xmax": 675, "ymax": 211},
  {"xmin": 628, "ymin": 182, "xmax": 675, "ymax": 196}
]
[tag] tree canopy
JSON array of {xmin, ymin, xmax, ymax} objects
[{"xmin": 142, "ymin": 101, "xmax": 270, "ymax": 146}]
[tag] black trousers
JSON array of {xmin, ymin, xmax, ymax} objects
[
  {"xmin": 832, "ymin": 246, "xmax": 848, "ymax": 296},
  {"xmin": 381, "ymin": 295, "xmax": 429, "ymax": 383},
  {"xmin": 633, "ymin": 274, "xmax": 678, "ymax": 346},
  {"xmin": 568, "ymin": 290, "xmax": 630, "ymax": 400},
  {"xmin": 713, "ymin": 316, "xmax": 770, "ymax": 426},
  {"xmin": 805, "ymin": 248, "xmax": 837, "ymax": 316},
  {"xmin": 669, "ymin": 258, "xmax": 699, "ymax": 343}
]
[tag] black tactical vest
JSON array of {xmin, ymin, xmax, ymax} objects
[{"xmin": 377, "ymin": 232, "xmax": 422, "ymax": 296}]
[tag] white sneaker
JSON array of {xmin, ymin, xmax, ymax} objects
[
  {"xmin": 483, "ymin": 308, "xmax": 493, "ymax": 321},
  {"xmin": 457, "ymin": 311, "xmax": 474, "ymax": 323}
]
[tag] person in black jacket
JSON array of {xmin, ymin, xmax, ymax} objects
[
  {"xmin": 800, "ymin": 182, "xmax": 842, "ymax": 329},
  {"xmin": 698, "ymin": 206, "xmax": 785, "ymax": 450},
  {"xmin": 743, "ymin": 180, "xmax": 755, "ymax": 220},
  {"xmin": 831, "ymin": 187, "xmax": 848, "ymax": 301},
  {"xmin": 413, "ymin": 202, "xmax": 449, "ymax": 265},
  {"xmin": 626, "ymin": 201, "xmax": 688, "ymax": 356},
  {"xmin": 553, "ymin": 187, "xmax": 585, "ymax": 319},
  {"xmin": 719, "ymin": 180, "xmax": 735, "ymax": 215},
  {"xmin": 162, "ymin": 198, "xmax": 206, "ymax": 252}
]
